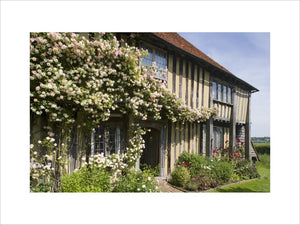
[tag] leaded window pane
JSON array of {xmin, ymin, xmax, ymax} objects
[
  {"xmin": 155, "ymin": 50, "xmax": 167, "ymax": 80},
  {"xmin": 141, "ymin": 44, "xmax": 167, "ymax": 81},
  {"xmin": 218, "ymin": 84, "xmax": 222, "ymax": 101},
  {"xmin": 156, "ymin": 50, "xmax": 167, "ymax": 69},
  {"xmin": 141, "ymin": 48, "xmax": 153, "ymax": 67},
  {"xmin": 94, "ymin": 127, "xmax": 104, "ymax": 154},
  {"xmin": 212, "ymin": 82, "xmax": 217, "ymax": 99},
  {"xmin": 228, "ymin": 87, "xmax": 232, "ymax": 104},
  {"xmin": 92, "ymin": 127, "xmax": 122, "ymax": 156},
  {"xmin": 223, "ymin": 86, "xmax": 227, "ymax": 103},
  {"xmin": 107, "ymin": 127, "xmax": 116, "ymax": 155}
]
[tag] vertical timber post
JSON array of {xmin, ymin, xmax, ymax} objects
[
  {"xmin": 167, "ymin": 121, "xmax": 172, "ymax": 176},
  {"xmin": 230, "ymin": 88, "xmax": 236, "ymax": 155},
  {"xmin": 245, "ymin": 92, "xmax": 251, "ymax": 160},
  {"xmin": 206, "ymin": 81, "xmax": 213, "ymax": 157},
  {"xmin": 159, "ymin": 125, "xmax": 166, "ymax": 177}
]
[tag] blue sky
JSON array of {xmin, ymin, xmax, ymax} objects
[{"xmin": 178, "ymin": 33, "xmax": 270, "ymax": 137}]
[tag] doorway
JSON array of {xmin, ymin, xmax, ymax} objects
[{"xmin": 140, "ymin": 128, "xmax": 160, "ymax": 169}]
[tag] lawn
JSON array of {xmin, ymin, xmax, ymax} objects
[{"xmin": 209, "ymin": 154, "xmax": 270, "ymax": 192}]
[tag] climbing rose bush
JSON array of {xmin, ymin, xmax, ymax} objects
[
  {"xmin": 212, "ymin": 139, "xmax": 245, "ymax": 165},
  {"xmin": 30, "ymin": 32, "xmax": 217, "ymax": 127},
  {"xmin": 30, "ymin": 136, "xmax": 68, "ymax": 192},
  {"xmin": 30, "ymin": 32, "xmax": 217, "ymax": 189}
]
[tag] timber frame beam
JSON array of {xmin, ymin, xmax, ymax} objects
[
  {"xmin": 230, "ymin": 88, "xmax": 236, "ymax": 154},
  {"xmin": 245, "ymin": 92, "xmax": 251, "ymax": 160}
]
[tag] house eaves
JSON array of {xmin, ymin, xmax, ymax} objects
[{"xmin": 151, "ymin": 32, "xmax": 259, "ymax": 93}]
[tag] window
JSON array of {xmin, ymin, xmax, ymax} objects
[
  {"xmin": 91, "ymin": 126, "xmax": 121, "ymax": 156},
  {"xmin": 141, "ymin": 44, "xmax": 167, "ymax": 81},
  {"xmin": 212, "ymin": 81, "xmax": 232, "ymax": 104}
]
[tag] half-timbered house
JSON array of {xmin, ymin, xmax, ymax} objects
[{"xmin": 30, "ymin": 32, "xmax": 259, "ymax": 178}]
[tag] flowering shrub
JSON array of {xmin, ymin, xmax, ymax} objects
[
  {"xmin": 186, "ymin": 170, "xmax": 218, "ymax": 191},
  {"xmin": 212, "ymin": 139, "xmax": 245, "ymax": 166},
  {"xmin": 123, "ymin": 125, "xmax": 146, "ymax": 167},
  {"xmin": 177, "ymin": 152, "xmax": 211, "ymax": 177},
  {"xmin": 30, "ymin": 32, "xmax": 217, "ymax": 128},
  {"xmin": 233, "ymin": 159, "xmax": 260, "ymax": 180},
  {"xmin": 112, "ymin": 168, "xmax": 159, "ymax": 192},
  {"xmin": 179, "ymin": 161, "xmax": 190, "ymax": 168},
  {"xmin": 172, "ymin": 150, "xmax": 257, "ymax": 191},
  {"xmin": 212, "ymin": 140, "xmax": 259, "ymax": 182},
  {"xmin": 30, "ymin": 136, "xmax": 68, "ymax": 192}
]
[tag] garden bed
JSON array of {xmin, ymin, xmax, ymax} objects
[
  {"xmin": 163, "ymin": 177, "xmax": 259, "ymax": 193},
  {"xmin": 168, "ymin": 148, "xmax": 261, "ymax": 193}
]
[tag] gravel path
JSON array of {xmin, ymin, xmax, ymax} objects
[{"xmin": 156, "ymin": 179, "xmax": 184, "ymax": 192}]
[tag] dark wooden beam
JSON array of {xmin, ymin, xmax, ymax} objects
[
  {"xmin": 230, "ymin": 88, "xmax": 236, "ymax": 154},
  {"xmin": 245, "ymin": 93, "xmax": 251, "ymax": 160},
  {"xmin": 206, "ymin": 81, "xmax": 213, "ymax": 157}
]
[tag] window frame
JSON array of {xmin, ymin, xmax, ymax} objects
[
  {"xmin": 212, "ymin": 80, "xmax": 233, "ymax": 105},
  {"xmin": 140, "ymin": 42, "xmax": 168, "ymax": 81},
  {"xmin": 91, "ymin": 125, "xmax": 121, "ymax": 156}
]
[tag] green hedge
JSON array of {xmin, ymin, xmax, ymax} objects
[
  {"xmin": 170, "ymin": 166, "xmax": 191, "ymax": 187},
  {"xmin": 211, "ymin": 161, "xmax": 234, "ymax": 184},
  {"xmin": 254, "ymin": 143, "xmax": 270, "ymax": 155},
  {"xmin": 60, "ymin": 166, "xmax": 111, "ymax": 192}
]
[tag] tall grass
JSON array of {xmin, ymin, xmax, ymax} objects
[
  {"xmin": 257, "ymin": 154, "xmax": 270, "ymax": 168},
  {"xmin": 256, "ymin": 154, "xmax": 270, "ymax": 181},
  {"xmin": 254, "ymin": 143, "xmax": 270, "ymax": 155}
]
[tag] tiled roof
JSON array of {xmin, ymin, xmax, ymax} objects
[
  {"xmin": 152, "ymin": 32, "xmax": 258, "ymax": 92},
  {"xmin": 152, "ymin": 32, "xmax": 232, "ymax": 74}
]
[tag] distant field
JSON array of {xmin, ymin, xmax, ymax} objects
[
  {"xmin": 253, "ymin": 143, "xmax": 270, "ymax": 155},
  {"xmin": 252, "ymin": 137, "xmax": 270, "ymax": 143}
]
